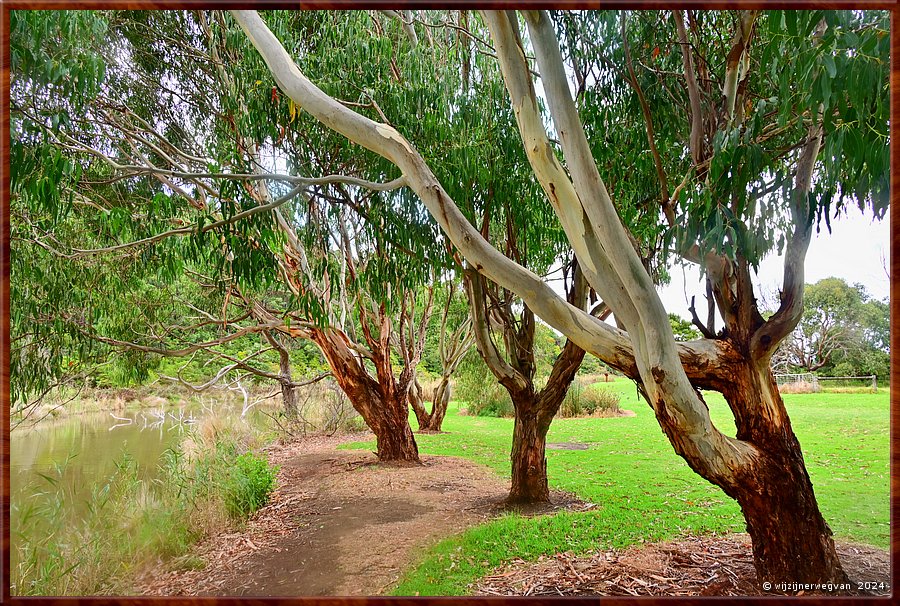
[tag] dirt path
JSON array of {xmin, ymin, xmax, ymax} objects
[
  {"xmin": 139, "ymin": 433, "xmax": 517, "ymax": 596},
  {"xmin": 138, "ymin": 433, "xmax": 888, "ymax": 597}
]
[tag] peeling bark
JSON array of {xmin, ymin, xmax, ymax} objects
[
  {"xmin": 311, "ymin": 327, "xmax": 419, "ymax": 462},
  {"xmin": 465, "ymin": 261, "xmax": 590, "ymax": 504},
  {"xmin": 719, "ymin": 358, "xmax": 848, "ymax": 584},
  {"xmin": 508, "ymin": 407, "xmax": 552, "ymax": 503}
]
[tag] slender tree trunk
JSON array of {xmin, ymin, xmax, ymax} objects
[
  {"xmin": 720, "ymin": 360, "xmax": 848, "ymax": 584},
  {"xmin": 277, "ymin": 347, "xmax": 299, "ymax": 420},
  {"xmin": 408, "ymin": 377, "xmax": 432, "ymax": 429},
  {"xmin": 263, "ymin": 329, "xmax": 300, "ymax": 420},
  {"xmin": 508, "ymin": 402, "xmax": 552, "ymax": 504},
  {"xmin": 280, "ymin": 380, "xmax": 298, "ymax": 420},
  {"xmin": 426, "ymin": 374, "xmax": 452, "ymax": 431}
]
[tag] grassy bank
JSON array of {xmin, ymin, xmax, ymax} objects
[
  {"xmin": 11, "ymin": 416, "xmax": 278, "ymax": 596},
  {"xmin": 342, "ymin": 380, "xmax": 889, "ymax": 595}
]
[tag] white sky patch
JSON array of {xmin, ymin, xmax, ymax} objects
[{"xmin": 658, "ymin": 205, "xmax": 890, "ymax": 324}]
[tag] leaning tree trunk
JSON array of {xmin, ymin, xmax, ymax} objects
[
  {"xmin": 311, "ymin": 328, "xmax": 420, "ymax": 463},
  {"xmin": 735, "ymin": 447, "xmax": 847, "ymax": 584},
  {"xmin": 508, "ymin": 402, "xmax": 553, "ymax": 504},
  {"xmin": 234, "ymin": 9, "xmax": 849, "ymax": 584},
  {"xmin": 719, "ymin": 359, "xmax": 848, "ymax": 584},
  {"xmin": 425, "ymin": 374, "xmax": 452, "ymax": 431},
  {"xmin": 408, "ymin": 377, "xmax": 432, "ymax": 430}
]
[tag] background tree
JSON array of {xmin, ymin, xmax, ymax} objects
[
  {"xmin": 234, "ymin": 7, "xmax": 888, "ymax": 584},
  {"xmin": 11, "ymin": 10, "xmax": 452, "ymax": 462},
  {"xmin": 775, "ymin": 277, "xmax": 890, "ymax": 381},
  {"xmin": 668, "ymin": 314, "xmax": 702, "ymax": 342},
  {"xmin": 408, "ymin": 279, "xmax": 474, "ymax": 432}
]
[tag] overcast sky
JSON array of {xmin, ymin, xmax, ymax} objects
[{"xmin": 658, "ymin": 206, "xmax": 891, "ymax": 322}]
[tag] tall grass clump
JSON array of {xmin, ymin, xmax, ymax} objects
[
  {"xmin": 12, "ymin": 421, "xmax": 278, "ymax": 596},
  {"xmin": 778, "ymin": 380, "xmax": 821, "ymax": 394},
  {"xmin": 558, "ymin": 382, "xmax": 621, "ymax": 418}
]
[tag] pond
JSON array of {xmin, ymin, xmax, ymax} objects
[{"xmin": 10, "ymin": 401, "xmax": 269, "ymax": 578}]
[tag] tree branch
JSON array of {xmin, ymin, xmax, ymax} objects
[
  {"xmin": 71, "ymin": 183, "xmax": 306, "ymax": 257},
  {"xmin": 231, "ymin": 9, "xmax": 747, "ymax": 434},
  {"xmin": 673, "ymin": 10, "xmax": 705, "ymax": 170},
  {"xmin": 621, "ymin": 11, "xmax": 673, "ymax": 224},
  {"xmin": 751, "ymin": 121, "xmax": 824, "ymax": 359}
]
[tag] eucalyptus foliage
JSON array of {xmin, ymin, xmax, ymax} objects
[{"xmin": 557, "ymin": 10, "xmax": 888, "ymax": 269}]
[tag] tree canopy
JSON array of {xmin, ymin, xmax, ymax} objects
[
  {"xmin": 10, "ymin": 8, "xmax": 889, "ymax": 586},
  {"xmin": 774, "ymin": 277, "xmax": 890, "ymax": 379}
]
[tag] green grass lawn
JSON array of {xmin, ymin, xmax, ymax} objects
[{"xmin": 342, "ymin": 380, "xmax": 890, "ymax": 596}]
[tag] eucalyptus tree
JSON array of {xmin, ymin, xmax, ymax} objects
[
  {"xmin": 11, "ymin": 10, "xmax": 449, "ymax": 461},
  {"xmin": 374, "ymin": 31, "xmax": 612, "ymax": 500},
  {"xmin": 780, "ymin": 278, "xmax": 867, "ymax": 372},
  {"xmin": 776, "ymin": 277, "xmax": 888, "ymax": 376},
  {"xmin": 466, "ymin": 259, "xmax": 609, "ymax": 504},
  {"xmin": 234, "ymin": 8, "xmax": 888, "ymax": 584},
  {"xmin": 408, "ymin": 280, "xmax": 474, "ymax": 432}
]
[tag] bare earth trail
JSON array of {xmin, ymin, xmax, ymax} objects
[
  {"xmin": 139, "ymin": 433, "xmax": 890, "ymax": 597},
  {"xmin": 140, "ymin": 433, "xmax": 517, "ymax": 596}
]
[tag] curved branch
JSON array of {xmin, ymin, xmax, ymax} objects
[
  {"xmin": 231, "ymin": 9, "xmax": 640, "ymax": 369},
  {"xmin": 520, "ymin": 9, "xmax": 754, "ymax": 481},
  {"xmin": 232, "ymin": 11, "xmax": 751, "ymax": 477},
  {"xmin": 80, "ymin": 320, "xmax": 285, "ymax": 358},
  {"xmin": 751, "ymin": 121, "xmax": 824, "ymax": 359},
  {"xmin": 621, "ymin": 11, "xmax": 673, "ymax": 223},
  {"xmin": 378, "ymin": 9, "xmax": 418, "ymax": 48}
]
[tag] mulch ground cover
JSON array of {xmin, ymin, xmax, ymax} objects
[{"xmin": 475, "ymin": 534, "xmax": 890, "ymax": 597}]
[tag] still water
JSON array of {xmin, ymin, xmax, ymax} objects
[
  {"xmin": 11, "ymin": 410, "xmax": 187, "ymax": 512},
  {"xmin": 9, "ymin": 402, "xmax": 267, "ymax": 577}
]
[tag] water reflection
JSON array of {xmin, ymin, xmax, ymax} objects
[{"xmin": 10, "ymin": 402, "xmax": 266, "ymax": 576}]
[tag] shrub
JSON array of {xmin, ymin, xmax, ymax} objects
[
  {"xmin": 558, "ymin": 383, "xmax": 621, "ymax": 418},
  {"xmin": 466, "ymin": 382, "xmax": 514, "ymax": 418},
  {"xmin": 222, "ymin": 451, "xmax": 278, "ymax": 521},
  {"xmin": 455, "ymin": 354, "xmax": 515, "ymax": 417}
]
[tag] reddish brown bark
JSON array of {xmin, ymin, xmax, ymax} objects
[
  {"xmin": 428, "ymin": 375, "xmax": 451, "ymax": 430},
  {"xmin": 720, "ymin": 360, "xmax": 848, "ymax": 584},
  {"xmin": 408, "ymin": 378, "xmax": 431, "ymax": 429},
  {"xmin": 508, "ymin": 407, "xmax": 552, "ymax": 503},
  {"xmin": 311, "ymin": 327, "xmax": 419, "ymax": 462},
  {"xmin": 467, "ymin": 262, "xmax": 594, "ymax": 504},
  {"xmin": 506, "ymin": 333, "xmax": 588, "ymax": 504},
  {"xmin": 625, "ymin": 257, "xmax": 848, "ymax": 584}
]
